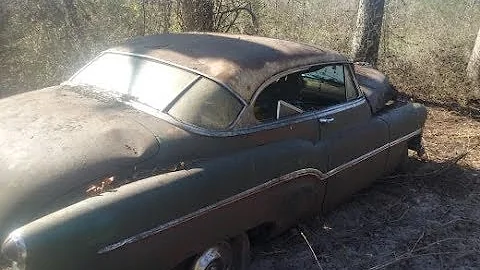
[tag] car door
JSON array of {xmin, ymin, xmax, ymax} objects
[
  {"xmin": 243, "ymin": 75, "xmax": 331, "ymax": 225},
  {"xmin": 297, "ymin": 64, "xmax": 390, "ymax": 211}
]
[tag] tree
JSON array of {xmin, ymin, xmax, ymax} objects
[
  {"xmin": 212, "ymin": 0, "xmax": 258, "ymax": 33},
  {"xmin": 467, "ymin": 27, "xmax": 480, "ymax": 83},
  {"xmin": 179, "ymin": 0, "xmax": 215, "ymax": 31},
  {"xmin": 62, "ymin": 0, "xmax": 84, "ymax": 39},
  {"xmin": 0, "ymin": 3, "xmax": 7, "ymax": 47},
  {"xmin": 177, "ymin": 0, "xmax": 257, "ymax": 33},
  {"xmin": 351, "ymin": 0, "xmax": 385, "ymax": 66}
]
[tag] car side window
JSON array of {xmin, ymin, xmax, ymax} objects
[
  {"xmin": 344, "ymin": 65, "xmax": 359, "ymax": 101},
  {"xmin": 254, "ymin": 64, "xmax": 360, "ymax": 122},
  {"xmin": 168, "ymin": 78, "xmax": 243, "ymax": 130},
  {"xmin": 300, "ymin": 65, "xmax": 346, "ymax": 106}
]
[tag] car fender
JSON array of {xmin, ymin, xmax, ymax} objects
[
  {"xmin": 7, "ymin": 139, "xmax": 327, "ymax": 270},
  {"xmin": 378, "ymin": 102, "xmax": 427, "ymax": 173}
]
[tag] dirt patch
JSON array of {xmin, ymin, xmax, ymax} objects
[{"xmin": 250, "ymin": 106, "xmax": 480, "ymax": 269}]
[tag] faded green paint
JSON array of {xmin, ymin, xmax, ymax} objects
[{"xmin": 0, "ymin": 35, "xmax": 427, "ymax": 270}]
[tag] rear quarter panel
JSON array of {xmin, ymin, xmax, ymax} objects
[
  {"xmin": 378, "ymin": 102, "xmax": 427, "ymax": 173},
  {"xmin": 15, "ymin": 140, "xmax": 327, "ymax": 270}
]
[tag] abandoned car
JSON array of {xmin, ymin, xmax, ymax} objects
[{"xmin": 0, "ymin": 33, "xmax": 427, "ymax": 270}]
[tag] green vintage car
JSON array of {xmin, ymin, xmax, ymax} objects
[{"xmin": 0, "ymin": 33, "xmax": 426, "ymax": 270}]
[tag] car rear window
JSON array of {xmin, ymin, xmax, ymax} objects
[
  {"xmin": 70, "ymin": 52, "xmax": 243, "ymax": 131},
  {"xmin": 70, "ymin": 52, "xmax": 199, "ymax": 111},
  {"xmin": 168, "ymin": 78, "xmax": 243, "ymax": 130}
]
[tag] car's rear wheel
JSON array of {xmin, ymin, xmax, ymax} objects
[{"xmin": 191, "ymin": 233, "xmax": 250, "ymax": 270}]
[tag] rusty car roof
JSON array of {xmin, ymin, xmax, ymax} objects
[{"xmin": 109, "ymin": 33, "xmax": 347, "ymax": 101}]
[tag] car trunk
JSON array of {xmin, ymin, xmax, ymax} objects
[{"xmin": 0, "ymin": 85, "xmax": 160, "ymax": 240}]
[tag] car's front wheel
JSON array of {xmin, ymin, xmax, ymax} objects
[{"xmin": 191, "ymin": 233, "xmax": 250, "ymax": 270}]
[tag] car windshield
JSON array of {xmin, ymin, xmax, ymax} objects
[{"xmin": 70, "ymin": 52, "xmax": 243, "ymax": 130}]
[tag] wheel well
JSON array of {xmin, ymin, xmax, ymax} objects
[
  {"xmin": 407, "ymin": 134, "xmax": 422, "ymax": 152},
  {"xmin": 246, "ymin": 222, "xmax": 276, "ymax": 244}
]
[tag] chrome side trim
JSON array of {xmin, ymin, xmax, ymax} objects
[
  {"xmin": 97, "ymin": 168, "xmax": 327, "ymax": 254},
  {"xmin": 127, "ymin": 97, "xmax": 366, "ymax": 137},
  {"xmin": 98, "ymin": 129, "xmax": 422, "ymax": 254},
  {"xmin": 325, "ymin": 129, "xmax": 422, "ymax": 177}
]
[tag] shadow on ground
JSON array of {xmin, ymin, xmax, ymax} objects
[
  {"xmin": 250, "ymin": 156, "xmax": 480, "ymax": 270},
  {"xmin": 403, "ymin": 94, "xmax": 480, "ymax": 121}
]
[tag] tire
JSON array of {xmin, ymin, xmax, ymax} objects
[{"xmin": 191, "ymin": 233, "xmax": 250, "ymax": 270}]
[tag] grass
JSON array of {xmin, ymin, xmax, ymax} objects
[
  {"xmin": 1, "ymin": 0, "xmax": 480, "ymax": 106},
  {"xmin": 256, "ymin": 0, "xmax": 480, "ymax": 106}
]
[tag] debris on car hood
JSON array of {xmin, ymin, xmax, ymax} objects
[{"xmin": 0, "ymin": 85, "xmax": 160, "ymax": 239}]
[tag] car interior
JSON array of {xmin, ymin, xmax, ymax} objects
[{"xmin": 254, "ymin": 64, "xmax": 355, "ymax": 122}]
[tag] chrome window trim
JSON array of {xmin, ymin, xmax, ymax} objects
[
  {"xmin": 66, "ymin": 51, "xmax": 247, "ymax": 132},
  {"xmin": 240, "ymin": 97, "xmax": 366, "ymax": 134},
  {"xmin": 347, "ymin": 63, "xmax": 365, "ymax": 98},
  {"xmin": 78, "ymin": 51, "xmax": 248, "ymax": 106},
  {"xmin": 98, "ymin": 128, "xmax": 422, "ymax": 254},
  {"xmin": 125, "ymin": 100, "xmax": 249, "ymax": 134},
  {"xmin": 67, "ymin": 53, "xmax": 368, "ymax": 137},
  {"xmin": 125, "ymin": 97, "xmax": 367, "ymax": 137},
  {"xmin": 240, "ymin": 61, "xmax": 366, "ymax": 130},
  {"xmin": 249, "ymin": 61, "xmax": 349, "ymax": 104},
  {"xmin": 344, "ymin": 64, "xmax": 362, "ymax": 101},
  {"xmin": 126, "ymin": 97, "xmax": 366, "ymax": 137}
]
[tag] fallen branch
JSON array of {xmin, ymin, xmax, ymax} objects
[
  {"xmin": 297, "ymin": 225, "xmax": 323, "ymax": 270},
  {"xmin": 409, "ymin": 231, "xmax": 425, "ymax": 253},
  {"xmin": 369, "ymin": 251, "xmax": 470, "ymax": 270},
  {"xmin": 370, "ymin": 236, "xmax": 470, "ymax": 270}
]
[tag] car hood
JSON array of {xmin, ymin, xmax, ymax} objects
[{"xmin": 0, "ymin": 85, "xmax": 160, "ymax": 238}]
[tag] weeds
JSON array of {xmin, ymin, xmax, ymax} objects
[{"xmin": 1, "ymin": 0, "xmax": 480, "ymax": 106}]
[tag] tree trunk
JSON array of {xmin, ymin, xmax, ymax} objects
[
  {"xmin": 179, "ymin": 0, "xmax": 214, "ymax": 31},
  {"xmin": 351, "ymin": 0, "xmax": 385, "ymax": 66},
  {"xmin": 62, "ymin": 0, "xmax": 84, "ymax": 40},
  {"xmin": 162, "ymin": 0, "xmax": 173, "ymax": 33},
  {"xmin": 0, "ymin": 3, "xmax": 7, "ymax": 39},
  {"xmin": 467, "ymin": 27, "xmax": 480, "ymax": 83}
]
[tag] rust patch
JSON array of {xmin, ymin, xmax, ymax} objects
[
  {"xmin": 124, "ymin": 144, "xmax": 138, "ymax": 155},
  {"xmin": 86, "ymin": 176, "xmax": 115, "ymax": 196}
]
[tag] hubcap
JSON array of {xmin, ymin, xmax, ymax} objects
[{"xmin": 192, "ymin": 242, "xmax": 233, "ymax": 270}]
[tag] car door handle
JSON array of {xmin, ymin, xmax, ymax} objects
[{"xmin": 318, "ymin": 117, "xmax": 334, "ymax": 124}]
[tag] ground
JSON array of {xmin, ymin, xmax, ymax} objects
[
  {"xmin": 250, "ymin": 105, "xmax": 480, "ymax": 270},
  {"xmin": 1, "ymin": 105, "xmax": 479, "ymax": 270}
]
